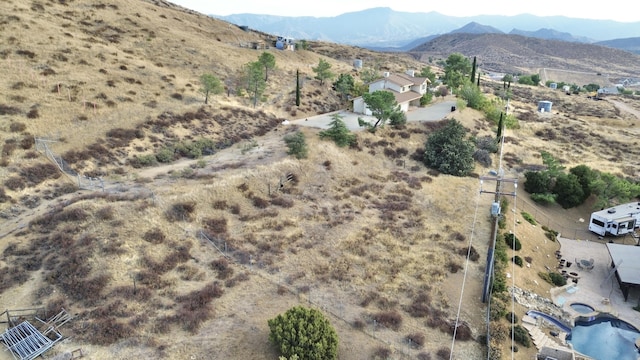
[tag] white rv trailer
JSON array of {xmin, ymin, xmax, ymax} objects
[{"xmin": 588, "ymin": 202, "xmax": 640, "ymax": 236}]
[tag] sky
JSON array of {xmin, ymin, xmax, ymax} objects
[{"xmin": 171, "ymin": 0, "xmax": 639, "ymax": 22}]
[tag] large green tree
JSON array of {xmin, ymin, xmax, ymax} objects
[
  {"xmin": 333, "ymin": 73, "xmax": 354, "ymax": 101},
  {"xmin": 312, "ymin": 59, "xmax": 334, "ymax": 85},
  {"xmin": 359, "ymin": 67, "xmax": 379, "ymax": 84},
  {"xmin": 419, "ymin": 66, "xmax": 437, "ymax": 84},
  {"xmin": 423, "ymin": 119, "xmax": 475, "ymax": 176},
  {"xmin": 362, "ymin": 90, "xmax": 399, "ymax": 128},
  {"xmin": 268, "ymin": 306, "xmax": 338, "ymax": 360},
  {"xmin": 243, "ymin": 61, "xmax": 266, "ymax": 107},
  {"xmin": 443, "ymin": 53, "xmax": 472, "ymax": 89},
  {"xmin": 554, "ymin": 173, "xmax": 585, "ymax": 209},
  {"xmin": 199, "ymin": 73, "xmax": 223, "ymax": 104},
  {"xmin": 258, "ymin": 52, "xmax": 276, "ymax": 82}
]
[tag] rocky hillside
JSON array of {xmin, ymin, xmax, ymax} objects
[{"xmin": 409, "ymin": 33, "xmax": 640, "ymax": 80}]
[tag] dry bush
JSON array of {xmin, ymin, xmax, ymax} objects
[
  {"xmin": 143, "ymin": 244, "xmax": 191, "ymax": 275},
  {"xmin": 449, "ymin": 232, "xmax": 466, "ymax": 241},
  {"xmin": 20, "ymin": 135, "xmax": 34, "ymax": 149},
  {"xmin": 406, "ymin": 332, "xmax": 425, "ymax": 348},
  {"xmin": 406, "ymin": 292, "xmax": 431, "ymax": 317},
  {"xmin": 165, "ymin": 201, "xmax": 196, "ymax": 222},
  {"xmin": 0, "ymin": 105, "xmax": 22, "ymax": 116},
  {"xmin": 2, "ymin": 141, "xmax": 17, "ymax": 156},
  {"xmin": 446, "ymin": 261, "xmax": 462, "ymax": 273},
  {"xmin": 458, "ymin": 245, "xmax": 480, "ymax": 262},
  {"xmin": 83, "ymin": 317, "xmax": 133, "ymax": 345},
  {"xmin": 142, "ymin": 228, "xmax": 165, "ymax": 244},
  {"xmin": 9, "ymin": 122, "xmax": 26, "ymax": 132},
  {"xmin": 360, "ymin": 291, "xmax": 380, "ymax": 307},
  {"xmin": 212, "ymin": 200, "xmax": 227, "ymax": 210},
  {"xmin": 372, "ymin": 347, "xmax": 391, "ymax": 359},
  {"xmin": 21, "ymin": 163, "xmax": 61, "ymax": 185},
  {"xmin": 436, "ymin": 347, "xmax": 451, "ymax": 360},
  {"xmin": 203, "ymin": 217, "xmax": 227, "ymax": 237},
  {"xmin": 450, "ymin": 321, "xmax": 473, "ymax": 340},
  {"xmin": 109, "ymin": 285, "xmax": 152, "ymax": 302},
  {"xmin": 270, "ymin": 195, "xmax": 294, "ymax": 208},
  {"xmin": 209, "ymin": 258, "xmax": 234, "ymax": 280},
  {"xmin": 95, "ymin": 206, "xmax": 114, "ymax": 220},
  {"xmin": 372, "ymin": 310, "xmax": 403, "ymax": 330},
  {"xmin": 417, "ymin": 353, "xmax": 432, "ymax": 360},
  {"xmin": 251, "ymin": 195, "xmax": 269, "ymax": 209},
  {"xmin": 224, "ymin": 272, "xmax": 250, "ymax": 288}
]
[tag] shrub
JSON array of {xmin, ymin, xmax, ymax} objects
[
  {"xmin": 511, "ymin": 325, "xmax": 531, "ymax": 347},
  {"xmin": 155, "ymin": 147, "xmax": 174, "ymax": 163},
  {"xmin": 530, "ymin": 192, "xmax": 556, "ymax": 205},
  {"xmin": 283, "ymin": 131, "xmax": 308, "ymax": 159},
  {"xmin": 473, "ymin": 149, "xmax": 492, "ymax": 167},
  {"xmin": 372, "ymin": 310, "xmax": 403, "ymax": 330},
  {"xmin": 268, "ymin": 306, "xmax": 338, "ymax": 360},
  {"xmin": 142, "ymin": 228, "xmax": 165, "ymax": 244},
  {"xmin": 210, "ymin": 258, "xmax": 233, "ymax": 279},
  {"xmin": 406, "ymin": 332, "xmax": 425, "ymax": 348},
  {"xmin": 512, "ymin": 255, "xmax": 523, "ymax": 267},
  {"xmin": 521, "ymin": 211, "xmax": 536, "ymax": 225},
  {"xmin": 165, "ymin": 201, "xmax": 196, "ymax": 222},
  {"xmin": 504, "ymin": 233, "xmax": 521, "ymax": 251},
  {"xmin": 506, "ymin": 312, "xmax": 519, "ymax": 324},
  {"xmin": 539, "ymin": 272, "xmax": 567, "ymax": 287},
  {"xmin": 436, "ymin": 347, "xmax": 451, "ymax": 360}
]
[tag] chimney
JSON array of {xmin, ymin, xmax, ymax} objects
[
  {"xmin": 405, "ymin": 69, "xmax": 415, "ymax": 77},
  {"xmin": 383, "ymin": 71, "xmax": 390, "ymax": 77}
]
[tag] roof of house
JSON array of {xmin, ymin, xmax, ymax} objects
[
  {"xmin": 392, "ymin": 90, "xmax": 422, "ymax": 103},
  {"xmin": 537, "ymin": 347, "xmax": 573, "ymax": 360},
  {"xmin": 373, "ymin": 73, "xmax": 431, "ymax": 87},
  {"xmin": 606, "ymin": 243, "xmax": 640, "ymax": 285},
  {"xmin": 396, "ymin": 73, "xmax": 431, "ymax": 85}
]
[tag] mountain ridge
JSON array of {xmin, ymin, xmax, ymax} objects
[{"xmin": 215, "ymin": 7, "xmax": 640, "ymax": 48}]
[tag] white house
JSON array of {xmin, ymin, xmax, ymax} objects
[{"xmin": 353, "ymin": 70, "xmax": 430, "ymax": 115}]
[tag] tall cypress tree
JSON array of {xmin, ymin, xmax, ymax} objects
[
  {"xmin": 477, "ymin": 72, "xmax": 481, "ymax": 87},
  {"xmin": 470, "ymin": 56, "xmax": 477, "ymax": 86},
  {"xmin": 295, "ymin": 69, "xmax": 301, "ymax": 107},
  {"xmin": 496, "ymin": 112, "xmax": 504, "ymax": 143}
]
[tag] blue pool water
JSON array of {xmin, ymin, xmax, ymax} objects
[
  {"xmin": 570, "ymin": 303, "xmax": 595, "ymax": 314},
  {"xmin": 567, "ymin": 317, "xmax": 640, "ymax": 360}
]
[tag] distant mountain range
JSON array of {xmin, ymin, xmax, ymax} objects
[{"xmin": 214, "ymin": 7, "xmax": 640, "ymax": 52}]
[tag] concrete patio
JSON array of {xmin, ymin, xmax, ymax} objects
[{"xmin": 551, "ymin": 237, "xmax": 640, "ymax": 330}]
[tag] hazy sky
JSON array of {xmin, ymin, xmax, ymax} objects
[{"xmin": 171, "ymin": 0, "xmax": 639, "ymax": 22}]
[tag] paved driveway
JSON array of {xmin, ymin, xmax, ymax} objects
[{"xmin": 289, "ymin": 98, "xmax": 457, "ymax": 131}]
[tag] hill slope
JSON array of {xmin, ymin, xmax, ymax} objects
[{"xmin": 409, "ymin": 33, "xmax": 640, "ymax": 79}]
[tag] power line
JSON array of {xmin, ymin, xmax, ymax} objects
[{"xmin": 449, "ymin": 182, "xmax": 482, "ymax": 358}]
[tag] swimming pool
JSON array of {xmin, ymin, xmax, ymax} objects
[
  {"xmin": 569, "ymin": 302, "xmax": 595, "ymax": 314},
  {"xmin": 567, "ymin": 316, "xmax": 640, "ymax": 360}
]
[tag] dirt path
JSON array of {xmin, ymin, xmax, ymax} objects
[{"xmin": 606, "ymin": 98, "xmax": 640, "ymax": 120}]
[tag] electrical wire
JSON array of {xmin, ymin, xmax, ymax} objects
[{"xmin": 450, "ymin": 182, "xmax": 483, "ymax": 359}]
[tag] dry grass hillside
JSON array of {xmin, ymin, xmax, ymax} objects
[{"xmin": 1, "ymin": 1, "xmax": 640, "ymax": 360}]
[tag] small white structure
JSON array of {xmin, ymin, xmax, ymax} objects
[
  {"xmin": 537, "ymin": 101, "xmax": 553, "ymax": 113},
  {"xmin": 353, "ymin": 59, "xmax": 363, "ymax": 69},
  {"xmin": 589, "ymin": 202, "xmax": 640, "ymax": 236},
  {"xmin": 549, "ymin": 82, "xmax": 557, "ymax": 89}
]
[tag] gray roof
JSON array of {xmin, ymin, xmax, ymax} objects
[{"xmin": 606, "ymin": 243, "xmax": 640, "ymax": 285}]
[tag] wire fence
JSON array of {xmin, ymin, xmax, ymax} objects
[
  {"xmin": 35, "ymin": 137, "xmax": 105, "ymax": 192},
  {"xmin": 516, "ymin": 196, "xmax": 600, "ymax": 242}
]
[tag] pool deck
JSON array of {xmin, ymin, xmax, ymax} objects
[
  {"xmin": 551, "ymin": 237, "xmax": 640, "ymax": 331},
  {"xmin": 523, "ymin": 237, "xmax": 640, "ymax": 358}
]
